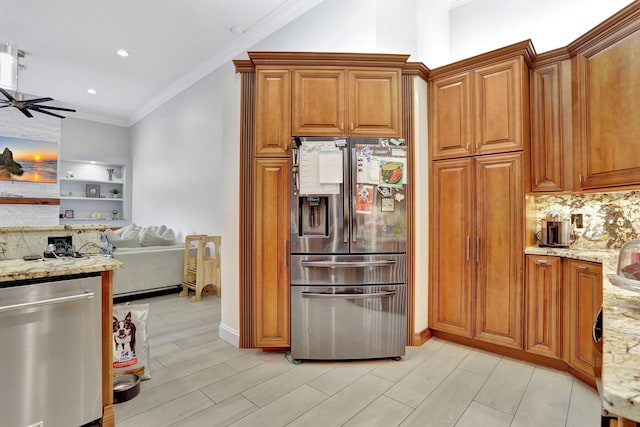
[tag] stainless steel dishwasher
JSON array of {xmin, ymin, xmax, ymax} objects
[{"xmin": 0, "ymin": 272, "xmax": 103, "ymax": 427}]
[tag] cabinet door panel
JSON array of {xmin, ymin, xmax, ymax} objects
[
  {"xmin": 475, "ymin": 153, "xmax": 523, "ymax": 348},
  {"xmin": 576, "ymin": 28, "xmax": 640, "ymax": 189},
  {"xmin": 526, "ymin": 255, "xmax": 562, "ymax": 359},
  {"xmin": 566, "ymin": 260, "xmax": 602, "ymax": 378},
  {"xmin": 531, "ymin": 63, "xmax": 565, "ymax": 192},
  {"xmin": 348, "ymin": 69, "xmax": 401, "ymax": 136},
  {"xmin": 474, "ymin": 58, "xmax": 525, "ymax": 156},
  {"xmin": 292, "ymin": 69, "xmax": 345, "ymax": 135},
  {"xmin": 430, "ymin": 159, "xmax": 474, "ymax": 337},
  {"xmin": 430, "ymin": 72, "xmax": 473, "ymax": 160},
  {"xmin": 254, "ymin": 159, "xmax": 290, "ymax": 347},
  {"xmin": 255, "ymin": 68, "xmax": 291, "ymax": 156}
]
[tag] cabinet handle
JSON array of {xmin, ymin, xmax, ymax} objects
[
  {"xmin": 341, "ymin": 122, "xmax": 344, "ymax": 131},
  {"xmin": 466, "ymin": 236, "xmax": 470, "ymax": 262},
  {"xmin": 534, "ymin": 177, "xmax": 538, "ymax": 185},
  {"xmin": 536, "ymin": 259, "xmax": 548, "ymax": 264},
  {"xmin": 351, "ymin": 123, "xmax": 354, "ymax": 131},
  {"xmin": 476, "ymin": 236, "xmax": 479, "ymax": 262},
  {"xmin": 577, "ymin": 265, "xmax": 588, "ymax": 270}
]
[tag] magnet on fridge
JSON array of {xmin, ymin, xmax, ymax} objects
[
  {"xmin": 381, "ymin": 197, "xmax": 395, "ymax": 212},
  {"xmin": 394, "ymin": 193, "xmax": 405, "ymax": 202},
  {"xmin": 377, "ymin": 186, "xmax": 392, "ymax": 198}
]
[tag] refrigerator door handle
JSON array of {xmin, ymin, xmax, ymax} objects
[
  {"xmin": 351, "ymin": 147, "xmax": 357, "ymax": 243},
  {"xmin": 301, "ymin": 260, "xmax": 397, "ymax": 268},
  {"xmin": 344, "ymin": 145, "xmax": 349, "ymax": 244},
  {"xmin": 301, "ymin": 290, "xmax": 396, "ymax": 299}
]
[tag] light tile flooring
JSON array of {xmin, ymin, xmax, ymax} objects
[{"xmin": 113, "ymin": 292, "xmax": 602, "ymax": 427}]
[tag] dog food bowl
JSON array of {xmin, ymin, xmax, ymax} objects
[{"xmin": 113, "ymin": 373, "xmax": 140, "ymax": 403}]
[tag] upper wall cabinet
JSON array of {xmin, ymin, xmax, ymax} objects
[
  {"xmin": 529, "ymin": 51, "xmax": 573, "ymax": 192},
  {"xmin": 255, "ymin": 67, "xmax": 291, "ymax": 157},
  {"xmin": 429, "ymin": 41, "xmax": 534, "ymax": 161},
  {"xmin": 570, "ymin": 2, "xmax": 640, "ymax": 190},
  {"xmin": 292, "ymin": 67, "xmax": 402, "ymax": 137}
]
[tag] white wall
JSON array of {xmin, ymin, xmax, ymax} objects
[
  {"xmin": 129, "ymin": 63, "xmax": 233, "ymax": 242},
  {"xmin": 449, "ymin": 0, "xmax": 635, "ymax": 61}
]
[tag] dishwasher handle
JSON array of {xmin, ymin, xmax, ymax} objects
[
  {"xmin": 0, "ymin": 290, "xmax": 95, "ymax": 314},
  {"xmin": 301, "ymin": 290, "xmax": 396, "ymax": 299},
  {"xmin": 301, "ymin": 260, "xmax": 397, "ymax": 268}
]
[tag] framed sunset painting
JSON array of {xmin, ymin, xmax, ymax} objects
[{"xmin": 0, "ymin": 135, "xmax": 58, "ymax": 183}]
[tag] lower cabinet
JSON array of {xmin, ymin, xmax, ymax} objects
[
  {"xmin": 430, "ymin": 153, "xmax": 524, "ymax": 349},
  {"xmin": 253, "ymin": 158, "xmax": 290, "ymax": 347},
  {"xmin": 565, "ymin": 258, "xmax": 602, "ymax": 380},
  {"xmin": 525, "ymin": 255, "xmax": 603, "ymax": 383},
  {"xmin": 525, "ymin": 255, "xmax": 562, "ymax": 359}
]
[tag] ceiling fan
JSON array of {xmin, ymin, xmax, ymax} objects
[
  {"xmin": 0, "ymin": 43, "xmax": 76, "ymax": 119},
  {"xmin": 0, "ymin": 88, "xmax": 76, "ymax": 119}
]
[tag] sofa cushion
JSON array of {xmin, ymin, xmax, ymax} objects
[
  {"xmin": 140, "ymin": 227, "xmax": 175, "ymax": 247},
  {"xmin": 105, "ymin": 229, "xmax": 140, "ymax": 248}
]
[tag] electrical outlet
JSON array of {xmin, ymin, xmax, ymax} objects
[
  {"xmin": 47, "ymin": 235, "xmax": 73, "ymax": 254},
  {"xmin": 571, "ymin": 213, "xmax": 584, "ymax": 229}
]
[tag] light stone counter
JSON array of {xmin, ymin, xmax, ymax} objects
[
  {"xmin": 0, "ymin": 256, "xmax": 122, "ymax": 282},
  {"xmin": 525, "ymin": 246, "xmax": 640, "ymax": 422}
]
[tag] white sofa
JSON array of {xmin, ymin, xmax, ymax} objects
[
  {"xmin": 102, "ymin": 224, "xmax": 185, "ymax": 297},
  {"xmin": 112, "ymin": 244, "xmax": 184, "ymax": 297}
]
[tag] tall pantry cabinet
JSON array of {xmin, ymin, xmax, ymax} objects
[
  {"xmin": 429, "ymin": 41, "xmax": 533, "ymax": 349},
  {"xmin": 235, "ymin": 53, "xmax": 410, "ymax": 349}
]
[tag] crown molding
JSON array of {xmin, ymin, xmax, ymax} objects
[{"xmin": 127, "ymin": 0, "xmax": 325, "ymax": 126}]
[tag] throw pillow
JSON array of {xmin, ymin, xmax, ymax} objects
[
  {"xmin": 105, "ymin": 229, "xmax": 140, "ymax": 248},
  {"xmin": 139, "ymin": 227, "xmax": 175, "ymax": 246}
]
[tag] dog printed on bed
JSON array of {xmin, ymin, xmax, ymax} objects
[{"xmin": 113, "ymin": 312, "xmax": 137, "ymax": 361}]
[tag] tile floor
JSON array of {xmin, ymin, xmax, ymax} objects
[{"xmin": 112, "ymin": 292, "xmax": 602, "ymax": 427}]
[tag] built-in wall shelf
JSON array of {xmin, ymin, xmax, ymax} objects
[{"xmin": 58, "ymin": 160, "xmax": 127, "ymax": 227}]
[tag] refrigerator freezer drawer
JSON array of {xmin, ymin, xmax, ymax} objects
[
  {"xmin": 291, "ymin": 284, "xmax": 406, "ymax": 360},
  {"xmin": 290, "ymin": 254, "xmax": 406, "ymax": 285}
]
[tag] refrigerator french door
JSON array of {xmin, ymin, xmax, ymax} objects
[{"xmin": 290, "ymin": 137, "xmax": 407, "ymax": 360}]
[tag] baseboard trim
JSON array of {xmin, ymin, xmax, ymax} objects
[
  {"xmin": 219, "ymin": 322, "xmax": 240, "ymax": 348},
  {"xmin": 412, "ymin": 327, "xmax": 433, "ymax": 346}
]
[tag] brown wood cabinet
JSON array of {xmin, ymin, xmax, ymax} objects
[
  {"xmin": 571, "ymin": 4, "xmax": 640, "ymax": 189},
  {"xmin": 292, "ymin": 68, "xmax": 401, "ymax": 137},
  {"xmin": 474, "ymin": 153, "xmax": 524, "ymax": 348},
  {"xmin": 430, "ymin": 153, "xmax": 524, "ymax": 349},
  {"xmin": 253, "ymin": 158, "xmax": 290, "ymax": 347},
  {"xmin": 530, "ymin": 54, "xmax": 573, "ymax": 192},
  {"xmin": 429, "ymin": 44, "xmax": 532, "ymax": 161},
  {"xmin": 430, "ymin": 158, "xmax": 474, "ymax": 337},
  {"xmin": 525, "ymin": 255, "xmax": 562, "ymax": 359},
  {"xmin": 565, "ymin": 259, "xmax": 602, "ymax": 380},
  {"xmin": 255, "ymin": 68, "xmax": 291, "ymax": 156}
]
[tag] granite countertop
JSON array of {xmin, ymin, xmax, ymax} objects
[
  {"xmin": 526, "ymin": 246, "xmax": 640, "ymax": 422},
  {"xmin": 0, "ymin": 256, "xmax": 123, "ymax": 282}
]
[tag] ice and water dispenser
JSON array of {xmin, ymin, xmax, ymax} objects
[{"xmin": 298, "ymin": 196, "xmax": 329, "ymax": 237}]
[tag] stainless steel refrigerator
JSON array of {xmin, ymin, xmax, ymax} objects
[{"xmin": 290, "ymin": 137, "xmax": 407, "ymax": 361}]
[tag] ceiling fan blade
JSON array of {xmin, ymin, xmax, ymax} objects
[
  {"xmin": 28, "ymin": 106, "xmax": 67, "ymax": 119},
  {"xmin": 18, "ymin": 107, "xmax": 33, "ymax": 118},
  {"xmin": 0, "ymin": 88, "xmax": 16, "ymax": 102},
  {"xmin": 23, "ymin": 97, "xmax": 54, "ymax": 104},
  {"xmin": 32, "ymin": 104, "xmax": 77, "ymax": 113}
]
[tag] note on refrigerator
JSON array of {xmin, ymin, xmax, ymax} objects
[
  {"xmin": 299, "ymin": 141, "xmax": 340, "ymax": 195},
  {"xmin": 318, "ymin": 150, "xmax": 343, "ymax": 183}
]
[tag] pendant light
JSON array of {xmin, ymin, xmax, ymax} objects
[{"xmin": 0, "ymin": 41, "xmax": 18, "ymax": 91}]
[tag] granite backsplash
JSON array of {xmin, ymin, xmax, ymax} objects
[{"xmin": 533, "ymin": 190, "xmax": 640, "ymax": 249}]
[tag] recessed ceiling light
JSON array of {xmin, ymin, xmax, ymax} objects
[
  {"xmin": 116, "ymin": 49, "xmax": 129, "ymax": 57},
  {"xmin": 87, "ymin": 88, "xmax": 97, "ymax": 95},
  {"xmin": 229, "ymin": 26, "xmax": 244, "ymax": 35}
]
